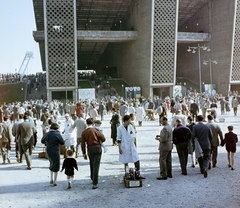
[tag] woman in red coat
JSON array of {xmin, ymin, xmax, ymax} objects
[{"xmin": 221, "ymin": 126, "xmax": 238, "ymax": 170}]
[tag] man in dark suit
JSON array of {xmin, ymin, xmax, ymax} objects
[
  {"xmin": 192, "ymin": 115, "xmax": 213, "ymax": 178},
  {"xmin": 98, "ymin": 101, "xmax": 105, "ymax": 121},
  {"xmin": 190, "ymin": 100, "xmax": 199, "ymax": 122},
  {"xmin": 17, "ymin": 114, "xmax": 37, "ymax": 170},
  {"xmin": 172, "ymin": 119, "xmax": 192, "ymax": 175}
]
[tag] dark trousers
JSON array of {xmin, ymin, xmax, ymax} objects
[
  {"xmin": 15, "ymin": 142, "xmax": 19, "ymax": 158},
  {"xmin": 20, "ymin": 145, "xmax": 33, "ymax": 168},
  {"xmin": 159, "ymin": 150, "xmax": 172, "ymax": 177},
  {"xmin": 112, "ymin": 138, "xmax": 116, "ymax": 145},
  {"xmin": 87, "ymin": 146, "xmax": 102, "ymax": 185},
  {"xmin": 33, "ymin": 132, "xmax": 37, "ymax": 148},
  {"xmin": 125, "ymin": 160, "xmax": 140, "ymax": 171},
  {"xmin": 198, "ymin": 149, "xmax": 210, "ymax": 172},
  {"xmin": 191, "ymin": 114, "xmax": 197, "ymax": 122},
  {"xmin": 176, "ymin": 142, "xmax": 188, "ymax": 174},
  {"xmin": 210, "ymin": 146, "xmax": 218, "ymax": 166}
]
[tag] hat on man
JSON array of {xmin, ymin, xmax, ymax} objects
[{"xmin": 65, "ymin": 113, "xmax": 69, "ymax": 117}]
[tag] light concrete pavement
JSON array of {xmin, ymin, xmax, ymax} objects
[{"xmin": 0, "ymin": 106, "xmax": 239, "ymax": 208}]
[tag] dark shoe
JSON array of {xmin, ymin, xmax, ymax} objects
[
  {"xmin": 27, "ymin": 166, "xmax": 32, "ymax": 170},
  {"xmin": 167, "ymin": 175, "xmax": 173, "ymax": 178},
  {"xmin": 228, "ymin": 164, "xmax": 231, "ymax": 168},
  {"xmin": 135, "ymin": 175, "xmax": 146, "ymax": 180},
  {"xmin": 92, "ymin": 184, "xmax": 98, "ymax": 189},
  {"xmin": 208, "ymin": 163, "xmax": 211, "ymax": 170},
  {"xmin": 213, "ymin": 164, "xmax": 216, "ymax": 168},
  {"xmin": 191, "ymin": 164, "xmax": 195, "ymax": 168},
  {"xmin": 231, "ymin": 167, "xmax": 235, "ymax": 170},
  {"xmin": 156, "ymin": 176, "xmax": 167, "ymax": 180},
  {"xmin": 181, "ymin": 173, "xmax": 187, "ymax": 175},
  {"xmin": 203, "ymin": 169, "xmax": 208, "ymax": 178}
]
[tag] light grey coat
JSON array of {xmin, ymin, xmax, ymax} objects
[{"xmin": 207, "ymin": 121, "xmax": 223, "ymax": 146}]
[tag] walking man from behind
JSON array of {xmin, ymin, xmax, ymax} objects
[
  {"xmin": 192, "ymin": 115, "xmax": 213, "ymax": 178},
  {"xmin": 72, "ymin": 113, "xmax": 86, "ymax": 158},
  {"xmin": 206, "ymin": 115, "xmax": 223, "ymax": 168},
  {"xmin": 173, "ymin": 119, "xmax": 192, "ymax": 175},
  {"xmin": 17, "ymin": 114, "xmax": 37, "ymax": 169},
  {"xmin": 81, "ymin": 118, "xmax": 106, "ymax": 189}
]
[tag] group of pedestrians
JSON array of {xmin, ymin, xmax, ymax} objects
[
  {"xmin": 156, "ymin": 113, "xmax": 238, "ymax": 180},
  {"xmin": 0, "ymin": 93, "xmax": 239, "ymax": 190}
]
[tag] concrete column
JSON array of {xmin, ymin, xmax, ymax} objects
[
  {"xmin": 149, "ymin": 87, "xmax": 153, "ymax": 98},
  {"xmin": 73, "ymin": 89, "xmax": 78, "ymax": 101}
]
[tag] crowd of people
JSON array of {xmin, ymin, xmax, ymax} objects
[{"xmin": 0, "ymin": 91, "xmax": 239, "ymax": 189}]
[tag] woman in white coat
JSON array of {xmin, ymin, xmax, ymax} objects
[
  {"xmin": 62, "ymin": 114, "xmax": 76, "ymax": 152},
  {"xmin": 117, "ymin": 115, "xmax": 145, "ymax": 179}
]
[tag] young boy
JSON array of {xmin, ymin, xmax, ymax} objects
[
  {"xmin": 221, "ymin": 126, "xmax": 238, "ymax": 170},
  {"xmin": 60, "ymin": 149, "xmax": 78, "ymax": 188},
  {"xmin": 94, "ymin": 120, "xmax": 108, "ymax": 153}
]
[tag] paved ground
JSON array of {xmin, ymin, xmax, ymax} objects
[{"xmin": 0, "ymin": 106, "xmax": 240, "ymax": 208}]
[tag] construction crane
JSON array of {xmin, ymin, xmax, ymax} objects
[{"xmin": 18, "ymin": 52, "xmax": 33, "ymax": 77}]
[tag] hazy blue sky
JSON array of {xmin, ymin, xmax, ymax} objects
[{"xmin": 0, "ymin": 0, "xmax": 42, "ymax": 75}]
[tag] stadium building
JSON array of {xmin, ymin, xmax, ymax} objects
[{"xmin": 32, "ymin": 0, "xmax": 240, "ymax": 100}]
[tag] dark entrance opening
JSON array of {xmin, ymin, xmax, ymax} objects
[{"xmin": 52, "ymin": 91, "xmax": 73, "ymax": 101}]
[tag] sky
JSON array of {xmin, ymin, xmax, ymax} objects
[{"xmin": 0, "ymin": 0, "xmax": 42, "ymax": 75}]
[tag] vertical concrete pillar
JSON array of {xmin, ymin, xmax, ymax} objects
[
  {"xmin": 44, "ymin": 0, "xmax": 77, "ymax": 101},
  {"xmin": 150, "ymin": 0, "xmax": 178, "ymax": 93},
  {"xmin": 231, "ymin": 0, "xmax": 240, "ymax": 86}
]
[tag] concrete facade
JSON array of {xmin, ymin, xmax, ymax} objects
[
  {"xmin": 178, "ymin": 0, "xmax": 236, "ymax": 95},
  {"xmin": 97, "ymin": 0, "xmax": 152, "ymax": 96},
  {"xmin": 32, "ymin": 0, "xmax": 240, "ymax": 100}
]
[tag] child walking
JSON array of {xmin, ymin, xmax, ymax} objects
[
  {"xmin": 221, "ymin": 125, "xmax": 238, "ymax": 170},
  {"xmin": 94, "ymin": 120, "xmax": 108, "ymax": 153},
  {"xmin": 60, "ymin": 149, "xmax": 78, "ymax": 188}
]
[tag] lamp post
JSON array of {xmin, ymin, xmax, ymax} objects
[
  {"xmin": 122, "ymin": 84, "xmax": 124, "ymax": 98},
  {"xmin": 203, "ymin": 59, "xmax": 218, "ymax": 94},
  {"xmin": 187, "ymin": 44, "xmax": 210, "ymax": 93},
  {"xmin": 64, "ymin": 62, "xmax": 68, "ymax": 102},
  {"xmin": 183, "ymin": 82, "xmax": 186, "ymax": 97}
]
